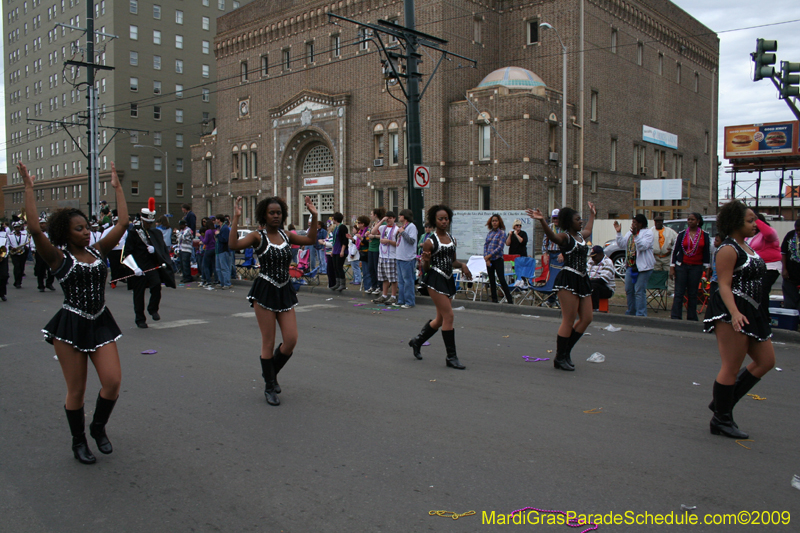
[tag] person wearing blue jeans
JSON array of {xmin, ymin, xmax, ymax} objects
[
  {"xmin": 396, "ymin": 209, "xmax": 418, "ymax": 308},
  {"xmin": 214, "ymin": 216, "xmax": 232, "ymax": 288},
  {"xmin": 615, "ymin": 214, "xmax": 655, "ymax": 317},
  {"xmin": 315, "ymin": 221, "xmax": 327, "ymax": 274},
  {"xmin": 623, "ymin": 267, "xmax": 653, "ymax": 316}
]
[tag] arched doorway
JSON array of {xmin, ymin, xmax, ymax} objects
[{"xmin": 299, "ymin": 143, "xmax": 336, "ymax": 228}]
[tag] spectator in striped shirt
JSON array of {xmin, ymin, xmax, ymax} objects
[{"xmin": 588, "ymin": 245, "xmax": 615, "ymax": 311}]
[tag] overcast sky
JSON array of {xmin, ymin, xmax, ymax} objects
[{"xmin": 1, "ymin": 1, "xmax": 799, "ymax": 197}]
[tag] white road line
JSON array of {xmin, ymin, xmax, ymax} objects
[
  {"xmin": 230, "ymin": 303, "xmax": 337, "ymax": 318},
  {"xmin": 149, "ymin": 319, "xmax": 209, "ymax": 329}
]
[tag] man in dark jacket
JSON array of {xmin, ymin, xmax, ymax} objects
[{"xmin": 123, "ymin": 206, "xmax": 176, "ymax": 328}]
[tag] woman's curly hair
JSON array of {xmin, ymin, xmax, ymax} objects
[
  {"xmin": 255, "ymin": 197, "xmax": 288, "ymax": 227},
  {"xmin": 48, "ymin": 208, "xmax": 88, "ymax": 247},
  {"xmin": 557, "ymin": 207, "xmax": 578, "ymax": 232},
  {"xmin": 426, "ymin": 205, "xmax": 454, "ymax": 228},
  {"xmin": 716, "ymin": 200, "xmax": 748, "ymax": 239}
]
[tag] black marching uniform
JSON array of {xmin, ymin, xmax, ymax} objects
[
  {"xmin": 33, "ymin": 231, "xmax": 56, "ymax": 291},
  {"xmin": 420, "ymin": 232, "xmax": 457, "ymax": 297},
  {"xmin": 552, "ymin": 233, "xmax": 592, "ymax": 297},
  {"xmin": 247, "ymin": 229, "xmax": 298, "ymax": 312},
  {"xmin": 8, "ymin": 230, "xmax": 30, "ymax": 288},
  {"xmin": 42, "ymin": 247, "xmax": 122, "ymax": 351},
  {"xmin": 703, "ymin": 239, "xmax": 772, "ymax": 342},
  {"xmin": 123, "ymin": 224, "xmax": 176, "ymax": 326}
]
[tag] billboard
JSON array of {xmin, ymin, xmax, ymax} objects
[{"xmin": 724, "ymin": 121, "xmax": 799, "ymax": 159}]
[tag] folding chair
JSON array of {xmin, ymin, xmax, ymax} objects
[
  {"xmin": 464, "ymin": 255, "xmax": 490, "ymax": 301},
  {"xmin": 529, "ymin": 265, "xmax": 561, "ymax": 306},
  {"xmin": 685, "ymin": 277, "xmax": 711, "ymax": 314},
  {"xmin": 236, "ymin": 248, "xmax": 258, "ymax": 280},
  {"xmin": 646, "ymin": 270, "xmax": 669, "ymax": 311},
  {"xmin": 510, "ymin": 256, "xmax": 537, "ymax": 303}
]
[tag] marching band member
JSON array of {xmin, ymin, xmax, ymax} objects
[
  {"xmin": 8, "ymin": 218, "xmax": 31, "ymax": 289},
  {"xmin": 0, "ymin": 225, "xmax": 8, "ymax": 301},
  {"xmin": 122, "ymin": 198, "xmax": 176, "ymax": 328}
]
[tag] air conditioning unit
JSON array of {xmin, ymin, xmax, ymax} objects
[
  {"xmin": 549, "ymin": 152, "xmax": 559, "ymax": 162},
  {"xmin": 660, "ymin": 171, "xmax": 669, "ymax": 178},
  {"xmin": 231, "ymin": 171, "xmax": 240, "ymax": 180},
  {"xmin": 373, "ymin": 158, "xmax": 384, "ymax": 167},
  {"xmin": 639, "ymin": 167, "xmax": 648, "ymax": 175}
]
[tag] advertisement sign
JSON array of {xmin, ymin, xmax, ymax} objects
[
  {"xmin": 643, "ymin": 125, "xmax": 678, "ymax": 150},
  {"xmin": 303, "ymin": 176, "xmax": 334, "ymax": 187},
  {"xmin": 640, "ymin": 179, "xmax": 683, "ymax": 201},
  {"xmin": 724, "ymin": 121, "xmax": 799, "ymax": 159}
]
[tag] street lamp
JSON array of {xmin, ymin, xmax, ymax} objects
[
  {"xmin": 134, "ymin": 144, "xmax": 170, "ymax": 217},
  {"xmin": 540, "ymin": 22, "xmax": 568, "ymax": 208}
]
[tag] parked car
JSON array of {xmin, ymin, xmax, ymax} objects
[{"xmin": 603, "ymin": 216, "xmax": 717, "ymax": 277}]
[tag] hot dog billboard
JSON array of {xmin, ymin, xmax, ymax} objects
[{"xmin": 724, "ymin": 121, "xmax": 798, "ymax": 159}]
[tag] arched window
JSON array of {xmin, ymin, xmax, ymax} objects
[
  {"xmin": 250, "ymin": 142, "xmax": 258, "ymax": 178},
  {"xmin": 302, "ymin": 144, "xmax": 334, "ymax": 175},
  {"xmin": 231, "ymin": 145, "xmax": 240, "ymax": 177},
  {"xmin": 240, "ymin": 143, "xmax": 248, "ymax": 178},
  {"xmin": 373, "ymin": 123, "xmax": 384, "ymax": 160},
  {"xmin": 205, "ymin": 151, "xmax": 213, "ymax": 184},
  {"xmin": 478, "ymin": 112, "xmax": 491, "ymax": 161},
  {"xmin": 388, "ymin": 122, "xmax": 399, "ymax": 166}
]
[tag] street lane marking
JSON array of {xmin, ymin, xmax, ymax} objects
[
  {"xmin": 149, "ymin": 319, "xmax": 209, "ymax": 329},
  {"xmin": 230, "ymin": 303, "xmax": 337, "ymax": 318}
]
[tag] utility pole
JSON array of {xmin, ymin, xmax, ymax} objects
[
  {"xmin": 404, "ymin": 1, "xmax": 424, "ymax": 229},
  {"xmin": 328, "ymin": 2, "xmax": 475, "ymax": 233}
]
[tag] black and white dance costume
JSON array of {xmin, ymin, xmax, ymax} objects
[
  {"xmin": 420, "ymin": 232, "xmax": 457, "ymax": 298},
  {"xmin": 552, "ymin": 233, "xmax": 592, "ymax": 297},
  {"xmin": 42, "ymin": 246, "xmax": 122, "ymax": 352},
  {"xmin": 247, "ymin": 229, "xmax": 298, "ymax": 312},
  {"xmin": 703, "ymin": 239, "xmax": 772, "ymax": 342}
]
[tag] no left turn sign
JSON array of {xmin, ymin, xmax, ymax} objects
[{"xmin": 413, "ymin": 165, "xmax": 431, "ymax": 189}]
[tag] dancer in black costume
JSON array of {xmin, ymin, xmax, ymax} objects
[
  {"xmin": 409, "ymin": 205, "xmax": 472, "ymax": 368},
  {"xmin": 703, "ymin": 200, "xmax": 775, "ymax": 439},
  {"xmin": 229, "ymin": 195, "xmax": 318, "ymax": 406},
  {"xmin": 526, "ymin": 202, "xmax": 596, "ymax": 371},
  {"xmin": 19, "ymin": 161, "xmax": 129, "ymax": 464}
]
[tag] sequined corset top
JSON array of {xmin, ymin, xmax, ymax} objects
[
  {"xmin": 560, "ymin": 233, "xmax": 589, "ymax": 276},
  {"xmin": 725, "ymin": 239, "xmax": 766, "ymax": 308},
  {"xmin": 57, "ymin": 247, "xmax": 108, "ymax": 318},
  {"xmin": 430, "ymin": 233, "xmax": 455, "ymax": 278},
  {"xmin": 255, "ymin": 229, "xmax": 292, "ymax": 287}
]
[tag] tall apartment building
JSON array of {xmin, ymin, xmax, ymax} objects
[
  {"xmin": 3, "ymin": 0, "xmax": 252, "ymax": 220},
  {"xmin": 193, "ymin": 0, "xmax": 719, "ymax": 227}
]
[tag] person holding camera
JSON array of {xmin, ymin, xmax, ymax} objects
[
  {"xmin": 505, "ymin": 219, "xmax": 528, "ymax": 257},
  {"xmin": 614, "ymin": 215, "xmax": 654, "ymax": 317}
]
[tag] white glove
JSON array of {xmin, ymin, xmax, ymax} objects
[
  {"xmin": 134, "ymin": 268, "xmax": 144, "ymax": 277},
  {"xmin": 147, "ymin": 245, "xmax": 155, "ymax": 254}
]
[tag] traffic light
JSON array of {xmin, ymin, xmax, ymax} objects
[
  {"xmin": 752, "ymin": 38, "xmax": 778, "ymax": 81},
  {"xmin": 780, "ymin": 61, "xmax": 800, "ymax": 99}
]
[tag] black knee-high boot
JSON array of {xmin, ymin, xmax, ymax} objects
[
  {"xmin": 708, "ymin": 368, "xmax": 761, "ymax": 428},
  {"xmin": 442, "ymin": 329, "xmax": 465, "ymax": 369},
  {"xmin": 260, "ymin": 357, "xmax": 280, "ymax": 406},
  {"xmin": 65, "ymin": 406, "xmax": 96, "ymax": 464},
  {"xmin": 554, "ymin": 335, "xmax": 574, "ymax": 371},
  {"xmin": 272, "ymin": 343, "xmax": 294, "ymax": 394},
  {"xmin": 565, "ymin": 330, "xmax": 583, "ymax": 368},
  {"xmin": 89, "ymin": 392, "xmax": 117, "ymax": 454},
  {"xmin": 409, "ymin": 320, "xmax": 438, "ymax": 360},
  {"xmin": 710, "ymin": 381, "xmax": 749, "ymax": 439}
]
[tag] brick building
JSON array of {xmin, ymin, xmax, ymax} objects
[{"xmin": 192, "ymin": 0, "xmax": 719, "ymax": 228}]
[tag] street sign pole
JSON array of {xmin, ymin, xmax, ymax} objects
[{"xmin": 405, "ymin": 0, "xmax": 424, "ymax": 234}]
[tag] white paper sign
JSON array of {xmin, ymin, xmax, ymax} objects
[
  {"xmin": 451, "ymin": 210, "xmax": 535, "ymax": 259},
  {"xmin": 640, "ymin": 179, "xmax": 683, "ymax": 200}
]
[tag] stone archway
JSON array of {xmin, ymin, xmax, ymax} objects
[{"xmin": 279, "ymin": 129, "xmax": 337, "ymax": 229}]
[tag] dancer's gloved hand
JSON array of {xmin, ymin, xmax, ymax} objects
[
  {"xmin": 146, "ymin": 245, "xmax": 155, "ymax": 254},
  {"xmin": 134, "ymin": 268, "xmax": 144, "ymax": 276}
]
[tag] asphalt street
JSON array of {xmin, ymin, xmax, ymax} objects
[{"xmin": 1, "ymin": 271, "xmax": 798, "ymax": 532}]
